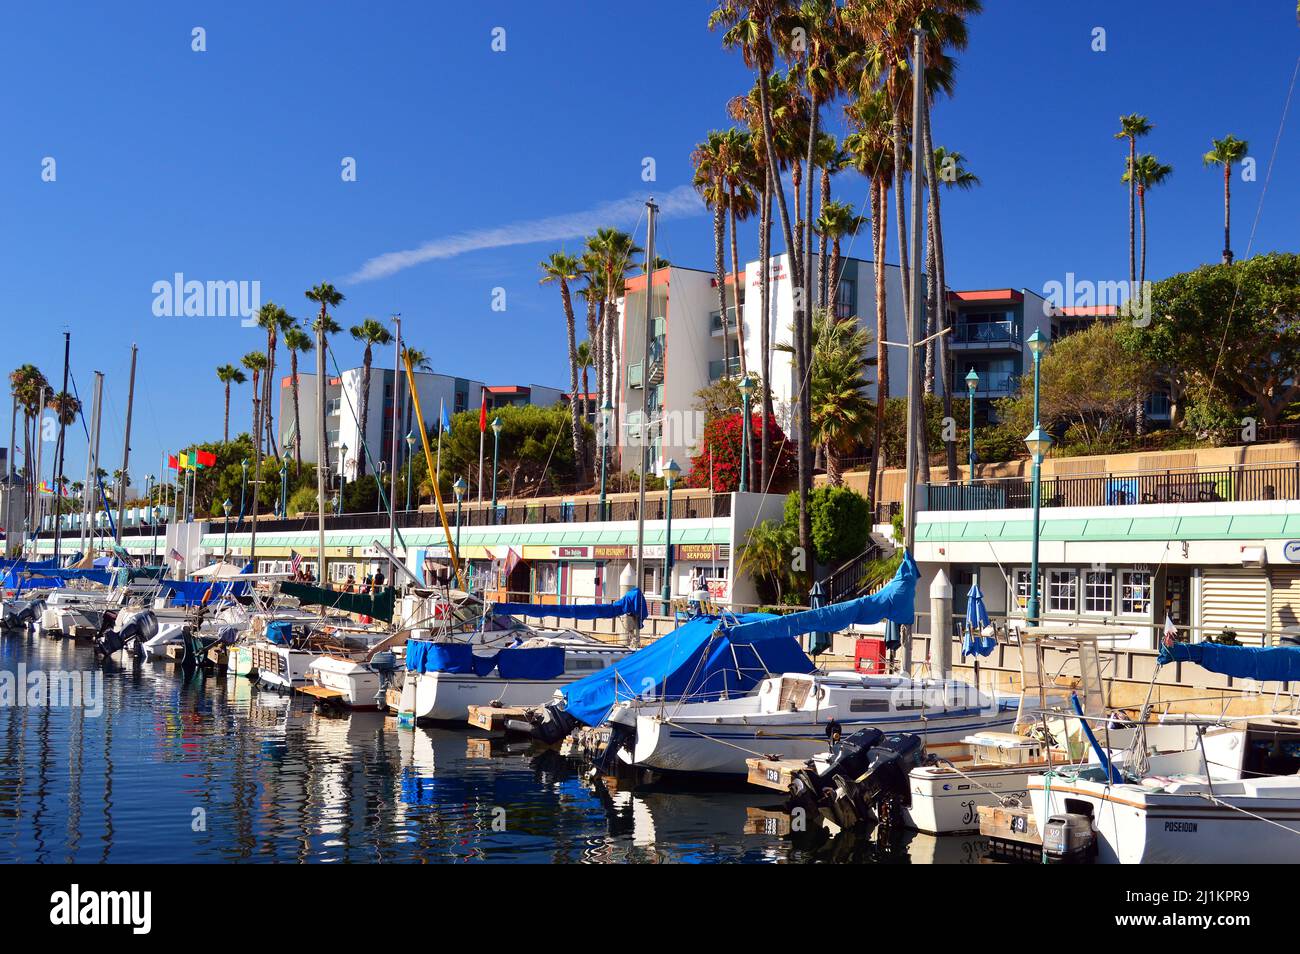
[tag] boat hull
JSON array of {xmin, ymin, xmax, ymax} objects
[
  {"xmin": 405, "ymin": 670, "xmax": 571, "ymax": 723},
  {"xmin": 307, "ymin": 656, "xmax": 385, "ymax": 710}
]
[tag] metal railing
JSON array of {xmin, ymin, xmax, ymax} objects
[
  {"xmin": 926, "ymin": 459, "xmax": 1300, "ymax": 512},
  {"xmin": 823, "ymin": 542, "xmax": 885, "ymax": 604},
  {"xmin": 952, "ymin": 321, "xmax": 1019, "ymax": 346}
]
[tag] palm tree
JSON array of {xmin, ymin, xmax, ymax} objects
[
  {"xmin": 281, "ymin": 327, "xmax": 313, "ymax": 471},
  {"xmin": 720, "ymin": 126, "xmax": 759, "ymax": 377},
  {"xmin": 540, "ymin": 250, "xmax": 588, "ymax": 481},
  {"xmin": 215, "ymin": 364, "xmax": 247, "ymax": 444},
  {"xmin": 1115, "ymin": 114, "xmax": 1153, "ymax": 292},
  {"xmin": 692, "ymin": 131, "xmax": 734, "ymax": 376},
  {"xmin": 575, "ymin": 339, "xmax": 594, "ymax": 421},
  {"xmin": 45, "ymin": 391, "xmax": 80, "ymax": 515},
  {"xmin": 1203, "ymin": 135, "xmax": 1249, "ymax": 264},
  {"xmin": 814, "ymin": 199, "xmax": 866, "ymax": 314},
  {"xmin": 810, "ymin": 313, "xmax": 873, "ymax": 485},
  {"xmin": 255, "ymin": 302, "xmax": 293, "ymax": 461},
  {"xmin": 306, "ymin": 283, "xmax": 345, "ymax": 474},
  {"xmin": 585, "ymin": 228, "xmax": 640, "ymax": 469},
  {"xmin": 349, "ymin": 318, "xmax": 392, "ymax": 478},
  {"xmin": 240, "ymin": 351, "xmax": 268, "ymax": 453},
  {"xmin": 1123, "ymin": 153, "xmax": 1174, "ymax": 293},
  {"xmin": 740, "ymin": 519, "xmax": 793, "ymax": 604}
]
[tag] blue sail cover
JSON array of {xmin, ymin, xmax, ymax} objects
[
  {"xmin": 723, "ymin": 551, "xmax": 920, "ymax": 647},
  {"xmin": 963, "ymin": 580, "xmax": 996, "ymax": 659},
  {"xmin": 1159, "ymin": 640, "xmax": 1300, "ymax": 682},
  {"xmin": 491, "ymin": 588, "xmax": 649, "ymax": 625},
  {"xmin": 161, "ymin": 578, "xmax": 250, "ymax": 607},
  {"xmin": 405, "ymin": 640, "xmax": 566, "ymax": 679},
  {"xmin": 560, "ymin": 612, "xmax": 815, "ymax": 728}
]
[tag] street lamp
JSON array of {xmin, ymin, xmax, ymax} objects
[
  {"xmin": 737, "ymin": 374, "xmax": 755, "ymax": 493},
  {"xmin": 151, "ymin": 505, "xmax": 161, "ymax": 563},
  {"xmin": 965, "ymin": 368, "xmax": 980, "ymax": 486},
  {"xmin": 1024, "ymin": 328, "xmax": 1051, "ymax": 624},
  {"xmin": 599, "ymin": 398, "xmax": 613, "ymax": 521},
  {"xmin": 222, "ymin": 497, "xmax": 232, "ymax": 559},
  {"xmin": 239, "ymin": 458, "xmax": 248, "ymax": 528},
  {"xmin": 453, "ymin": 476, "xmax": 467, "ymax": 554},
  {"xmin": 661, "ymin": 457, "xmax": 681, "ymax": 607},
  {"xmin": 405, "ymin": 431, "xmax": 416, "ymax": 512},
  {"xmin": 279, "ymin": 460, "xmax": 288, "ymax": 519},
  {"xmin": 490, "ymin": 416, "xmax": 503, "ymax": 523}
]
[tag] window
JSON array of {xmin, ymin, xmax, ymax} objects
[
  {"xmin": 1083, "ymin": 569, "xmax": 1114, "ymax": 614},
  {"xmin": 535, "ymin": 563, "xmax": 559, "ymax": 596},
  {"xmin": 835, "ymin": 279, "xmax": 856, "ymax": 319},
  {"xmin": 330, "ymin": 562, "xmax": 358, "ymax": 584},
  {"xmin": 1048, "ymin": 570, "xmax": 1077, "ymax": 613},
  {"xmin": 1121, "ymin": 569, "xmax": 1152, "ymax": 615},
  {"xmin": 1012, "ymin": 568, "xmax": 1035, "ymax": 612}
]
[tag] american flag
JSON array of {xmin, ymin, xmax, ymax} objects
[
  {"xmin": 169, "ymin": 547, "xmax": 183, "ymax": 563},
  {"xmin": 290, "ymin": 550, "xmax": 302, "ymax": 575}
]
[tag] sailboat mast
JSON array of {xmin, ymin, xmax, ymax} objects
[
  {"xmin": 901, "ymin": 29, "xmax": 927, "ymax": 672},
  {"xmin": 84, "ymin": 372, "xmax": 104, "ymax": 554},
  {"xmin": 53, "ymin": 331, "xmax": 70, "ymax": 561},
  {"xmin": 316, "ymin": 315, "xmax": 328, "ymax": 581},
  {"xmin": 634, "ymin": 197, "xmax": 657, "ymax": 623},
  {"xmin": 114, "ymin": 344, "xmax": 137, "ymax": 546},
  {"xmin": 32, "ymin": 385, "xmax": 47, "ymax": 545},
  {"xmin": 388, "ymin": 314, "xmax": 401, "ymax": 561}
]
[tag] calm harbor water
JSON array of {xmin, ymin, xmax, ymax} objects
[{"xmin": 0, "ymin": 632, "xmax": 987, "ymax": 864}]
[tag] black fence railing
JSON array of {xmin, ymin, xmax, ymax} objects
[
  {"xmin": 214, "ymin": 492, "xmax": 733, "ymax": 535},
  {"xmin": 926, "ymin": 461, "xmax": 1300, "ymax": 512},
  {"xmin": 823, "ymin": 543, "xmax": 885, "ymax": 604}
]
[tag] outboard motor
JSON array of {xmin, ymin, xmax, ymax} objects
[
  {"xmin": 787, "ymin": 727, "xmax": 925, "ymax": 833},
  {"xmin": 1042, "ymin": 810, "xmax": 1097, "ymax": 864},
  {"xmin": 95, "ymin": 608, "xmax": 158, "ymax": 657},
  {"xmin": 508, "ymin": 701, "xmax": 579, "ymax": 745},
  {"xmin": 7, "ymin": 598, "xmax": 46, "ymax": 634},
  {"xmin": 369, "ymin": 650, "xmax": 399, "ymax": 707}
]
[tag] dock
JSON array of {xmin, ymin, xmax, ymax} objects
[
  {"xmin": 295, "ymin": 684, "xmax": 348, "ymax": 703},
  {"xmin": 466, "ymin": 704, "xmax": 530, "ymax": 734},
  {"xmin": 745, "ymin": 757, "xmax": 809, "ymax": 792},
  {"xmin": 977, "ymin": 804, "xmax": 1043, "ymax": 862}
]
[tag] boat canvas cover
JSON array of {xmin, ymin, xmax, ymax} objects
[
  {"xmin": 1159, "ymin": 639, "xmax": 1300, "ymax": 683},
  {"xmin": 723, "ymin": 551, "xmax": 920, "ymax": 647},
  {"xmin": 490, "ymin": 587, "xmax": 649, "ymax": 625},
  {"xmin": 405, "ymin": 640, "xmax": 566, "ymax": 679},
  {"xmin": 559, "ymin": 611, "xmax": 814, "ymax": 729},
  {"xmin": 161, "ymin": 578, "xmax": 250, "ymax": 606},
  {"xmin": 280, "ymin": 581, "xmax": 395, "ymax": 623}
]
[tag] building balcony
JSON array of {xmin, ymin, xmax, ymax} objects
[
  {"xmin": 709, "ymin": 356, "xmax": 742, "ymax": 381},
  {"xmin": 954, "ymin": 370, "xmax": 1019, "ymax": 396},
  {"xmin": 709, "ymin": 306, "xmax": 739, "ymax": 336},
  {"xmin": 924, "ymin": 459, "xmax": 1300, "ymax": 513},
  {"xmin": 951, "ymin": 320, "xmax": 1021, "ymax": 350}
]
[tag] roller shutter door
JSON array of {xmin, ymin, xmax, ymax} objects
[
  {"xmin": 1270, "ymin": 567, "xmax": 1300, "ymax": 638},
  {"xmin": 1201, "ymin": 570, "xmax": 1269, "ymax": 645}
]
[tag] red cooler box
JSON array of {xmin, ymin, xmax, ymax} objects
[{"xmin": 854, "ymin": 637, "xmax": 886, "ymax": 674}]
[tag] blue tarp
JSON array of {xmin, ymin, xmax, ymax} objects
[
  {"xmin": 963, "ymin": 580, "xmax": 996, "ymax": 659},
  {"xmin": 161, "ymin": 578, "xmax": 249, "ymax": 606},
  {"xmin": 40, "ymin": 568, "xmax": 113, "ymax": 585},
  {"xmin": 491, "ymin": 588, "xmax": 649, "ymax": 625},
  {"xmin": 1159, "ymin": 640, "xmax": 1300, "ymax": 683},
  {"xmin": 560, "ymin": 611, "xmax": 816, "ymax": 729},
  {"xmin": 724, "ymin": 551, "xmax": 920, "ymax": 647},
  {"xmin": 405, "ymin": 641, "xmax": 566, "ymax": 679}
]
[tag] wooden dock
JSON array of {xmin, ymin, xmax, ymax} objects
[
  {"xmin": 978, "ymin": 804, "xmax": 1042, "ymax": 862},
  {"xmin": 745, "ymin": 757, "xmax": 809, "ymax": 793},
  {"xmin": 466, "ymin": 704, "xmax": 529, "ymax": 734},
  {"xmin": 294, "ymin": 684, "xmax": 347, "ymax": 702}
]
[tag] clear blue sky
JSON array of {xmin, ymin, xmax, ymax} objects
[{"xmin": 3, "ymin": 1, "xmax": 1297, "ymax": 485}]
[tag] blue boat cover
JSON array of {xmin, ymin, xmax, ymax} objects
[
  {"xmin": 405, "ymin": 641, "xmax": 566, "ymax": 679},
  {"xmin": 963, "ymin": 580, "xmax": 996, "ymax": 659},
  {"xmin": 1158, "ymin": 640, "xmax": 1300, "ymax": 682},
  {"xmin": 560, "ymin": 611, "xmax": 815, "ymax": 728},
  {"xmin": 491, "ymin": 588, "xmax": 649, "ymax": 625},
  {"xmin": 161, "ymin": 578, "xmax": 250, "ymax": 606},
  {"xmin": 724, "ymin": 551, "xmax": 920, "ymax": 647},
  {"xmin": 265, "ymin": 620, "xmax": 295, "ymax": 645}
]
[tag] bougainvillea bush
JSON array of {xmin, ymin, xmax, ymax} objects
[{"xmin": 685, "ymin": 412, "xmax": 796, "ymax": 492}]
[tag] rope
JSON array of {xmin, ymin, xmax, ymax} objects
[
  {"xmin": 1192, "ymin": 791, "xmax": 1300, "ymax": 839},
  {"xmin": 655, "ymin": 716, "xmax": 779, "ymax": 760}
]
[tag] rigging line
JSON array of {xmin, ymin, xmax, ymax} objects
[
  {"xmin": 1193, "ymin": 791, "xmax": 1300, "ymax": 838},
  {"xmin": 1208, "ymin": 55, "xmax": 1299, "ymax": 393}
]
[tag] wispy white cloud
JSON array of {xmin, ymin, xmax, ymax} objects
[{"xmin": 346, "ymin": 185, "xmax": 704, "ymax": 284}]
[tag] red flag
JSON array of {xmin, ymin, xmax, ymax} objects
[
  {"xmin": 196, "ymin": 450, "xmax": 217, "ymax": 468},
  {"xmin": 168, "ymin": 455, "xmax": 179, "ymax": 470},
  {"xmin": 479, "ymin": 391, "xmax": 487, "ymax": 433}
]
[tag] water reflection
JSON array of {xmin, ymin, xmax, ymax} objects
[{"xmin": 0, "ymin": 632, "xmax": 987, "ymax": 864}]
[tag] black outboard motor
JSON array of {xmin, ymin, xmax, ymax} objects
[
  {"xmin": 508, "ymin": 702, "xmax": 579, "ymax": 745},
  {"xmin": 7, "ymin": 598, "xmax": 46, "ymax": 633},
  {"xmin": 787, "ymin": 726, "xmax": 925, "ymax": 832},
  {"xmin": 94, "ymin": 608, "xmax": 158, "ymax": 657}
]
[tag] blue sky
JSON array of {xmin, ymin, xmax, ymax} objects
[{"xmin": 3, "ymin": 1, "xmax": 1297, "ymax": 484}]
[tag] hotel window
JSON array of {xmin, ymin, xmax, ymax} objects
[
  {"xmin": 1083, "ymin": 569, "xmax": 1114, "ymax": 615},
  {"xmin": 835, "ymin": 279, "xmax": 856, "ymax": 319},
  {"xmin": 1012, "ymin": 569, "xmax": 1034, "ymax": 612},
  {"xmin": 1121, "ymin": 569, "xmax": 1152, "ymax": 615},
  {"xmin": 1048, "ymin": 570, "xmax": 1077, "ymax": 614}
]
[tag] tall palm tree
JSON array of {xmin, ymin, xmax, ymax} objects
[
  {"xmin": 807, "ymin": 312, "xmax": 873, "ymax": 485},
  {"xmin": 45, "ymin": 390, "xmax": 80, "ymax": 517},
  {"xmin": 814, "ymin": 199, "xmax": 867, "ymax": 313},
  {"xmin": 281, "ymin": 327, "xmax": 313, "ymax": 471},
  {"xmin": 720, "ymin": 126, "xmax": 759, "ymax": 377},
  {"xmin": 585, "ymin": 228, "xmax": 640, "ymax": 468},
  {"xmin": 1123, "ymin": 153, "xmax": 1174, "ymax": 293},
  {"xmin": 575, "ymin": 339, "xmax": 594, "ymax": 421},
  {"xmin": 578, "ymin": 253, "xmax": 607, "ymax": 434},
  {"xmin": 255, "ymin": 302, "xmax": 291, "ymax": 462},
  {"xmin": 349, "ymin": 318, "xmax": 392, "ymax": 478},
  {"xmin": 306, "ymin": 283, "xmax": 345, "ymax": 475},
  {"xmin": 215, "ymin": 364, "xmax": 247, "ymax": 444},
  {"xmin": 9, "ymin": 365, "xmax": 48, "ymax": 509},
  {"xmin": 1203, "ymin": 135, "xmax": 1249, "ymax": 265},
  {"xmin": 692, "ymin": 131, "xmax": 735, "ymax": 376},
  {"xmin": 540, "ymin": 251, "xmax": 588, "ymax": 481},
  {"xmin": 240, "ymin": 351, "xmax": 268, "ymax": 455},
  {"xmin": 1115, "ymin": 114, "xmax": 1153, "ymax": 292}
]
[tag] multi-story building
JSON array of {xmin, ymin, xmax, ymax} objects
[{"xmin": 947, "ymin": 287, "xmax": 1055, "ymax": 419}]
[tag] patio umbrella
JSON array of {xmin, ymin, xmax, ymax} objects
[{"xmin": 963, "ymin": 581, "xmax": 996, "ymax": 690}]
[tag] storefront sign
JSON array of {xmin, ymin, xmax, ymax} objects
[
  {"xmin": 1285, "ymin": 541, "xmax": 1300, "ymax": 563},
  {"xmin": 593, "ymin": 545, "xmax": 631, "ymax": 560},
  {"xmin": 554, "ymin": 546, "xmax": 591, "ymax": 559},
  {"xmin": 676, "ymin": 544, "xmax": 720, "ymax": 561}
]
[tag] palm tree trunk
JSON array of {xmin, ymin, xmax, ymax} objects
[
  {"xmin": 892, "ymin": 107, "xmax": 911, "ymax": 320},
  {"xmin": 923, "ymin": 103, "xmax": 959, "ymax": 483},
  {"xmin": 869, "ymin": 177, "xmax": 889, "ymax": 517},
  {"xmin": 1223, "ymin": 164, "xmax": 1233, "ymax": 264},
  {"xmin": 223, "ymin": 382, "xmax": 231, "ymax": 444},
  {"xmin": 1139, "ymin": 185, "xmax": 1148, "ymax": 291},
  {"xmin": 561, "ymin": 280, "xmax": 585, "ymax": 484},
  {"xmin": 818, "ymin": 167, "xmax": 831, "ymax": 311},
  {"xmin": 796, "ymin": 94, "xmax": 822, "ymax": 568},
  {"xmin": 826, "ymin": 442, "xmax": 841, "ymax": 487},
  {"xmin": 291, "ymin": 351, "xmax": 303, "ymax": 472},
  {"xmin": 1128, "ymin": 137, "xmax": 1136, "ymax": 292},
  {"xmin": 356, "ymin": 347, "xmax": 371, "ymax": 478},
  {"xmin": 727, "ymin": 185, "xmax": 747, "ymax": 378},
  {"xmin": 759, "ymin": 165, "xmax": 773, "ymax": 493},
  {"xmin": 713, "ymin": 192, "xmax": 729, "ymax": 377}
]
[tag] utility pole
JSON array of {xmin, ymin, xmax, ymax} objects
[
  {"xmin": 315, "ymin": 312, "xmax": 328, "ymax": 579},
  {"xmin": 901, "ymin": 28, "xmax": 927, "ymax": 673},
  {"xmin": 633, "ymin": 197, "xmax": 657, "ymax": 634},
  {"xmin": 114, "ymin": 344, "xmax": 138, "ymax": 545}
]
